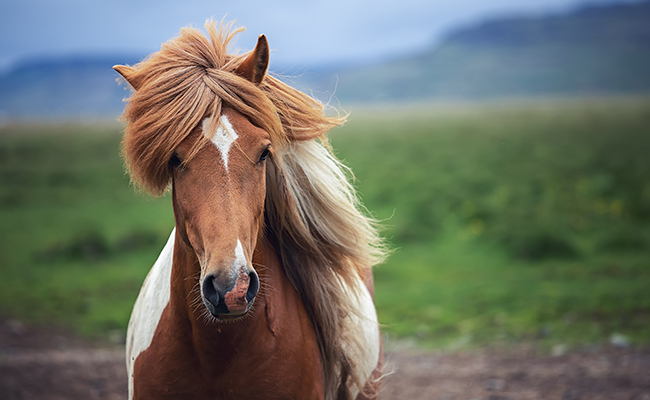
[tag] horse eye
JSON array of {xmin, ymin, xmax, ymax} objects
[
  {"xmin": 170, "ymin": 153, "xmax": 182, "ymax": 168},
  {"xmin": 258, "ymin": 145, "xmax": 271, "ymax": 163}
]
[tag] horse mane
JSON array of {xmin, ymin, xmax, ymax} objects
[{"xmin": 118, "ymin": 20, "xmax": 387, "ymax": 399}]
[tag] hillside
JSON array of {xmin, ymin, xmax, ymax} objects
[
  {"xmin": 0, "ymin": 55, "xmax": 140, "ymax": 120},
  {"xmin": 0, "ymin": 2, "xmax": 649, "ymax": 118},
  {"xmin": 304, "ymin": 1, "xmax": 650, "ymax": 102}
]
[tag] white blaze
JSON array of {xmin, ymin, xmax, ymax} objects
[
  {"xmin": 234, "ymin": 239, "xmax": 246, "ymax": 269},
  {"xmin": 203, "ymin": 114, "xmax": 238, "ymax": 171}
]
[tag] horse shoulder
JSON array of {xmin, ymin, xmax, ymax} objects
[{"xmin": 126, "ymin": 229, "xmax": 176, "ymax": 399}]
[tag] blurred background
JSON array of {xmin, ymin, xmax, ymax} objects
[{"xmin": 1, "ymin": 0, "xmax": 649, "ymax": 398}]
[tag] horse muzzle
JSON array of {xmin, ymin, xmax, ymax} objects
[{"xmin": 201, "ymin": 268, "xmax": 259, "ymax": 318}]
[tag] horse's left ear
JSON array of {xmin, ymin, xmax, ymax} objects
[
  {"xmin": 234, "ymin": 35, "xmax": 269, "ymax": 85},
  {"xmin": 113, "ymin": 65, "xmax": 142, "ymax": 90}
]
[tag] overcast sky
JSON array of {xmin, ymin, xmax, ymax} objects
[{"xmin": 0, "ymin": 0, "xmax": 638, "ymax": 71}]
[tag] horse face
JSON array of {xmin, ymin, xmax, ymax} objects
[{"xmin": 171, "ymin": 106, "xmax": 271, "ymax": 319}]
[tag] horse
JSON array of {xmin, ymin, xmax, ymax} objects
[{"xmin": 114, "ymin": 20, "xmax": 386, "ymax": 400}]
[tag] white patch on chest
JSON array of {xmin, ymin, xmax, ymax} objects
[
  {"xmin": 342, "ymin": 275, "xmax": 381, "ymax": 397},
  {"xmin": 126, "ymin": 229, "xmax": 175, "ymax": 399},
  {"xmin": 203, "ymin": 115, "xmax": 238, "ymax": 171}
]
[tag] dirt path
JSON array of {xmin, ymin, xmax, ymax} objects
[
  {"xmin": 1, "ymin": 318, "xmax": 649, "ymax": 400},
  {"xmin": 381, "ymin": 347, "xmax": 650, "ymax": 400}
]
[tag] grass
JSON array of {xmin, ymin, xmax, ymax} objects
[
  {"xmin": 330, "ymin": 97, "xmax": 650, "ymax": 348},
  {"xmin": 0, "ymin": 123, "xmax": 174, "ymax": 335},
  {"xmin": 1, "ymin": 98, "xmax": 649, "ymax": 349}
]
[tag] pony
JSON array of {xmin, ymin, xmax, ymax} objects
[{"xmin": 114, "ymin": 20, "xmax": 386, "ymax": 400}]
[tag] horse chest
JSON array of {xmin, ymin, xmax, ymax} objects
[
  {"xmin": 130, "ymin": 303, "xmax": 324, "ymax": 400},
  {"xmin": 127, "ymin": 235, "xmax": 325, "ymax": 399},
  {"xmin": 127, "ymin": 230, "xmax": 381, "ymax": 399}
]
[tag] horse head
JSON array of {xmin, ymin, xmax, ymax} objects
[{"xmin": 116, "ymin": 36, "xmax": 271, "ymax": 319}]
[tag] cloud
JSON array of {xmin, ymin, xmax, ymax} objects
[{"xmin": 0, "ymin": 0, "xmax": 631, "ymax": 69}]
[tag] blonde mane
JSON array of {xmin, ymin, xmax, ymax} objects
[{"xmin": 118, "ymin": 20, "xmax": 386, "ymax": 399}]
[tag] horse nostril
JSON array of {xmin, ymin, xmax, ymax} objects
[
  {"xmin": 246, "ymin": 270, "xmax": 259, "ymax": 303},
  {"xmin": 202, "ymin": 274, "xmax": 220, "ymax": 308},
  {"xmin": 203, "ymin": 270, "xmax": 257, "ymax": 316}
]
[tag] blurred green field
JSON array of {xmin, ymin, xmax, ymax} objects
[{"xmin": 1, "ymin": 98, "xmax": 649, "ymax": 349}]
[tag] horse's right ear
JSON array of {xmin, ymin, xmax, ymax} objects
[{"xmin": 113, "ymin": 65, "xmax": 142, "ymax": 90}]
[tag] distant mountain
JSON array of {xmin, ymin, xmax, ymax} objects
[
  {"xmin": 1, "ymin": 2, "xmax": 649, "ymax": 119},
  {"xmin": 0, "ymin": 55, "xmax": 141, "ymax": 120},
  {"xmin": 300, "ymin": 1, "xmax": 650, "ymax": 102}
]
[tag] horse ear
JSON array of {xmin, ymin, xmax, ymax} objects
[
  {"xmin": 113, "ymin": 65, "xmax": 142, "ymax": 90},
  {"xmin": 234, "ymin": 35, "xmax": 269, "ymax": 85}
]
